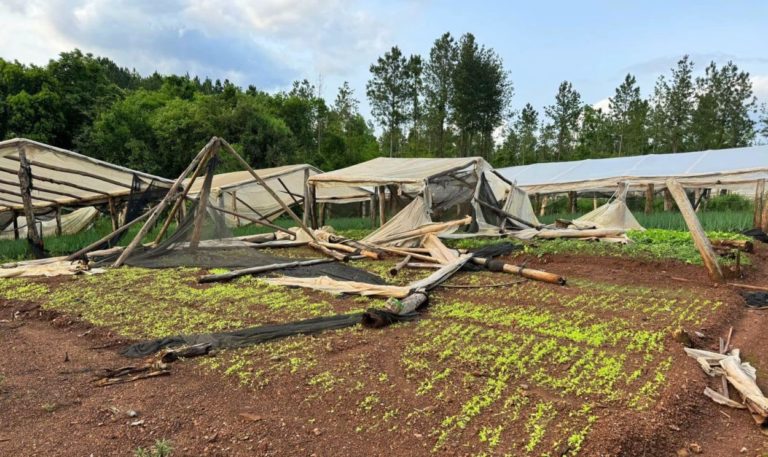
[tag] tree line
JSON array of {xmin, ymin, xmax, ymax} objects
[
  {"xmin": 1, "ymin": 44, "xmax": 767, "ymax": 180},
  {"xmin": 366, "ymin": 32, "xmax": 768, "ymax": 166},
  {"xmin": 0, "ymin": 50, "xmax": 378, "ymax": 176}
]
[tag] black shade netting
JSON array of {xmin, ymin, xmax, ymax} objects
[
  {"xmin": 743, "ymin": 292, "xmax": 768, "ymax": 309},
  {"xmin": 462, "ymin": 242, "xmax": 522, "ymax": 271},
  {"xmin": 120, "ymin": 309, "xmax": 417, "ymax": 358},
  {"xmin": 469, "ymin": 173, "xmax": 506, "ymax": 232},
  {"xmin": 743, "ymin": 228, "xmax": 768, "ymax": 243}
]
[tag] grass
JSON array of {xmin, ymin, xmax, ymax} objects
[{"xmin": 134, "ymin": 439, "xmax": 173, "ymax": 457}]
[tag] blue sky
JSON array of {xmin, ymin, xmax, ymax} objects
[{"xmin": 2, "ymin": 0, "xmax": 767, "ymax": 120}]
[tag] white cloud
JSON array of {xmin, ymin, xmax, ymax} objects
[
  {"xmin": 0, "ymin": 0, "xmax": 393, "ymax": 91},
  {"xmin": 592, "ymin": 97, "xmax": 611, "ymax": 113},
  {"xmin": 753, "ymin": 75, "xmax": 768, "ymax": 103}
]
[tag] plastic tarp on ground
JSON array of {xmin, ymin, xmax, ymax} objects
[
  {"xmin": 497, "ymin": 145, "xmax": 768, "ymax": 194},
  {"xmin": 184, "ymin": 164, "xmax": 371, "ymax": 227},
  {"xmin": 0, "ymin": 206, "xmax": 99, "ymax": 240},
  {"xmin": 0, "ymin": 138, "xmax": 173, "ymax": 213}
]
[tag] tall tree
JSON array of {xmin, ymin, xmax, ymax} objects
[
  {"xmin": 759, "ymin": 103, "xmax": 768, "ymax": 142},
  {"xmin": 609, "ymin": 74, "xmax": 648, "ymax": 156},
  {"xmin": 543, "ymin": 81, "xmax": 581, "ymax": 161},
  {"xmin": 691, "ymin": 61, "xmax": 756, "ymax": 149},
  {"xmin": 451, "ymin": 33, "xmax": 511, "ymax": 158},
  {"xmin": 576, "ymin": 105, "xmax": 612, "ymax": 159},
  {"xmin": 649, "ymin": 56, "xmax": 695, "ymax": 152},
  {"xmin": 366, "ymin": 46, "xmax": 421, "ymax": 157},
  {"xmin": 333, "ymin": 81, "xmax": 358, "ymax": 126},
  {"xmin": 423, "ymin": 32, "xmax": 458, "ymax": 156}
]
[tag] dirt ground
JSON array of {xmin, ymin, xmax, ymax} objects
[{"xmin": 1, "ymin": 244, "xmax": 768, "ymax": 456}]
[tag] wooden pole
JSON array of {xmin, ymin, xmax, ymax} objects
[
  {"xmin": 762, "ymin": 189, "xmax": 768, "ymax": 232},
  {"xmin": 189, "ymin": 154, "xmax": 216, "ymax": 250},
  {"xmin": 663, "ymin": 188, "xmax": 674, "ymax": 212},
  {"xmin": 55, "ymin": 206, "xmax": 62, "ymax": 236},
  {"xmin": 471, "ymin": 257, "xmax": 566, "ymax": 285},
  {"xmin": 318, "ymin": 202, "xmax": 326, "ymax": 226},
  {"xmin": 66, "ymin": 203, "xmax": 158, "ymax": 261},
  {"xmin": 369, "ymin": 195, "xmax": 376, "ymax": 228},
  {"xmin": 113, "ymin": 137, "xmax": 219, "ymax": 267},
  {"xmin": 754, "ymin": 179, "xmax": 765, "ymax": 228},
  {"xmin": 198, "ymin": 258, "xmax": 334, "ymax": 283},
  {"xmin": 389, "ymin": 255, "xmax": 412, "ymax": 276},
  {"xmin": 666, "ymin": 178, "xmax": 724, "ymax": 283},
  {"xmin": 232, "ymin": 190, "xmax": 240, "ymax": 226},
  {"xmin": 108, "ymin": 197, "xmax": 119, "ymax": 231},
  {"xmin": 12, "ymin": 210, "xmax": 19, "ymax": 240},
  {"xmin": 16, "ymin": 144, "xmax": 44, "ymax": 254},
  {"xmin": 378, "ymin": 186, "xmax": 387, "ymax": 226},
  {"xmin": 219, "ymin": 139, "xmax": 317, "ymax": 242},
  {"xmin": 539, "ymin": 195, "xmax": 549, "ymax": 217},
  {"xmin": 302, "ymin": 168, "xmax": 311, "ymax": 227},
  {"xmin": 644, "ymin": 184, "xmax": 654, "ymax": 215},
  {"xmin": 153, "ymin": 146, "xmax": 213, "ymax": 245},
  {"xmin": 568, "ymin": 191, "xmax": 577, "ymax": 214}
]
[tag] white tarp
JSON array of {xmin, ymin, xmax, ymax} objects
[
  {"xmin": 497, "ymin": 145, "xmax": 768, "ymax": 194},
  {"xmin": 0, "ymin": 138, "xmax": 173, "ymax": 213},
  {"xmin": 0, "ymin": 206, "xmax": 99, "ymax": 240},
  {"xmin": 185, "ymin": 164, "xmax": 370, "ymax": 227}
]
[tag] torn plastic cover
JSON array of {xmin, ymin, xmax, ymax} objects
[{"xmin": 121, "ymin": 309, "xmax": 417, "ymax": 358}]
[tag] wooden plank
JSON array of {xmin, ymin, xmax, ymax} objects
[
  {"xmin": 17, "ymin": 145, "xmax": 44, "ymax": 253},
  {"xmin": 113, "ymin": 137, "xmax": 218, "ymax": 267},
  {"xmin": 666, "ymin": 178, "xmax": 724, "ymax": 282}
]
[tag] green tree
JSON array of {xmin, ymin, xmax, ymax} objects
[
  {"xmin": 575, "ymin": 105, "xmax": 612, "ymax": 159},
  {"xmin": 423, "ymin": 32, "xmax": 458, "ymax": 156},
  {"xmin": 691, "ymin": 61, "xmax": 756, "ymax": 149},
  {"xmin": 543, "ymin": 81, "xmax": 581, "ymax": 161},
  {"xmin": 649, "ymin": 56, "xmax": 695, "ymax": 153},
  {"xmin": 366, "ymin": 46, "xmax": 421, "ymax": 157},
  {"xmin": 609, "ymin": 74, "xmax": 648, "ymax": 156},
  {"xmin": 451, "ymin": 33, "xmax": 511, "ymax": 158}
]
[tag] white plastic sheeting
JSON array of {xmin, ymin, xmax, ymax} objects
[
  {"xmin": 185, "ymin": 164, "xmax": 370, "ymax": 227},
  {"xmin": 497, "ymin": 145, "xmax": 768, "ymax": 194},
  {"xmin": 0, "ymin": 138, "xmax": 173, "ymax": 213},
  {"xmin": 0, "ymin": 207, "xmax": 99, "ymax": 240}
]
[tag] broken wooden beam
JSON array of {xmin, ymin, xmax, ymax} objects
[
  {"xmin": 471, "ymin": 257, "xmax": 566, "ymax": 285},
  {"xmin": 389, "ymin": 255, "xmax": 412, "ymax": 276},
  {"xmin": 198, "ymin": 258, "xmax": 334, "ymax": 283}
]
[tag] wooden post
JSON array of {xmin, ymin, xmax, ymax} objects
[
  {"xmin": 663, "ymin": 189, "xmax": 673, "ymax": 212},
  {"xmin": 762, "ymin": 189, "xmax": 768, "ymax": 232},
  {"xmin": 219, "ymin": 139, "xmax": 317, "ymax": 241},
  {"xmin": 302, "ymin": 168, "xmax": 311, "ymax": 227},
  {"xmin": 645, "ymin": 184, "xmax": 654, "ymax": 215},
  {"xmin": 369, "ymin": 196, "xmax": 376, "ymax": 228},
  {"xmin": 666, "ymin": 178, "xmax": 724, "ymax": 283},
  {"xmin": 309, "ymin": 183, "xmax": 318, "ymax": 229},
  {"xmin": 593, "ymin": 195, "xmax": 598, "ymax": 210},
  {"xmin": 113, "ymin": 137, "xmax": 219, "ymax": 267},
  {"xmin": 55, "ymin": 206, "xmax": 62, "ymax": 236},
  {"xmin": 318, "ymin": 202, "xmax": 326, "ymax": 227},
  {"xmin": 754, "ymin": 179, "xmax": 766, "ymax": 228},
  {"xmin": 108, "ymin": 197, "xmax": 119, "ymax": 231},
  {"xmin": 189, "ymin": 153, "xmax": 215, "ymax": 250},
  {"xmin": 694, "ymin": 188, "xmax": 703, "ymax": 213},
  {"xmin": 539, "ymin": 195, "xmax": 549, "ymax": 217},
  {"xmin": 17, "ymin": 144, "xmax": 44, "ymax": 254},
  {"xmin": 232, "ymin": 190, "xmax": 241, "ymax": 226},
  {"xmin": 378, "ymin": 186, "xmax": 387, "ymax": 226},
  {"xmin": 568, "ymin": 191, "xmax": 577, "ymax": 214},
  {"xmin": 12, "ymin": 210, "xmax": 19, "ymax": 240}
]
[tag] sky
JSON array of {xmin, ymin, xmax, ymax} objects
[{"xmin": 1, "ymin": 0, "xmax": 767, "ymax": 121}]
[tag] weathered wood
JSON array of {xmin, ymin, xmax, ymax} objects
[
  {"xmin": 319, "ymin": 241, "xmax": 380, "ymax": 260},
  {"xmin": 645, "ymin": 184, "xmax": 654, "ymax": 214},
  {"xmin": 66, "ymin": 203, "xmax": 158, "ymax": 261},
  {"xmin": 568, "ymin": 191, "xmax": 577, "ymax": 214},
  {"xmin": 220, "ymin": 139, "xmax": 316, "ymax": 242},
  {"xmin": 318, "ymin": 202, "xmax": 326, "ymax": 226},
  {"xmin": 153, "ymin": 147, "xmax": 212, "ymax": 245},
  {"xmin": 189, "ymin": 157, "xmax": 215, "ymax": 250},
  {"xmin": 374, "ymin": 244, "xmax": 442, "ymax": 264},
  {"xmin": 308, "ymin": 241, "xmax": 349, "ymax": 262},
  {"xmin": 663, "ymin": 188, "xmax": 674, "ymax": 211},
  {"xmin": 113, "ymin": 137, "xmax": 218, "ymax": 267},
  {"xmin": 302, "ymin": 168, "xmax": 312, "ymax": 227},
  {"xmin": 389, "ymin": 255, "xmax": 412, "ymax": 277},
  {"xmin": 377, "ymin": 186, "xmax": 387, "ymax": 226},
  {"xmin": 720, "ymin": 355, "xmax": 768, "ymax": 424},
  {"xmin": 198, "ymin": 258, "xmax": 334, "ymax": 283},
  {"xmin": 471, "ymin": 257, "xmax": 566, "ymax": 285},
  {"xmin": 17, "ymin": 144, "xmax": 43, "ymax": 253},
  {"xmin": 12, "ymin": 210, "xmax": 18, "ymax": 239},
  {"xmin": 54, "ymin": 206, "xmax": 62, "ymax": 236},
  {"xmin": 539, "ymin": 195, "xmax": 549, "ymax": 217},
  {"xmin": 762, "ymin": 188, "xmax": 768, "ymax": 232},
  {"xmin": 369, "ymin": 196, "xmax": 376, "ymax": 228},
  {"xmin": 405, "ymin": 262, "xmax": 441, "ymax": 269},
  {"xmin": 754, "ymin": 179, "xmax": 765, "ymax": 228},
  {"xmin": 704, "ymin": 386, "xmax": 745, "ymax": 409},
  {"xmin": 711, "ymin": 239, "xmax": 753, "ymax": 253},
  {"xmin": 728, "ymin": 283, "xmax": 768, "ymax": 292},
  {"xmin": 108, "ymin": 197, "xmax": 119, "ymax": 231},
  {"xmin": 385, "ymin": 292, "xmax": 428, "ymax": 315},
  {"xmin": 666, "ymin": 178, "xmax": 724, "ymax": 283}
]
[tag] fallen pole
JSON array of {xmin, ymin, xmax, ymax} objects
[
  {"xmin": 198, "ymin": 258, "xmax": 334, "ymax": 283},
  {"xmin": 319, "ymin": 241, "xmax": 380, "ymax": 260},
  {"xmin": 471, "ymin": 257, "xmax": 566, "ymax": 285},
  {"xmin": 389, "ymin": 255, "xmax": 412, "ymax": 276}
]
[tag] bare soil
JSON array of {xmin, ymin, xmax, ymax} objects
[{"xmin": 1, "ymin": 244, "xmax": 767, "ymax": 456}]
